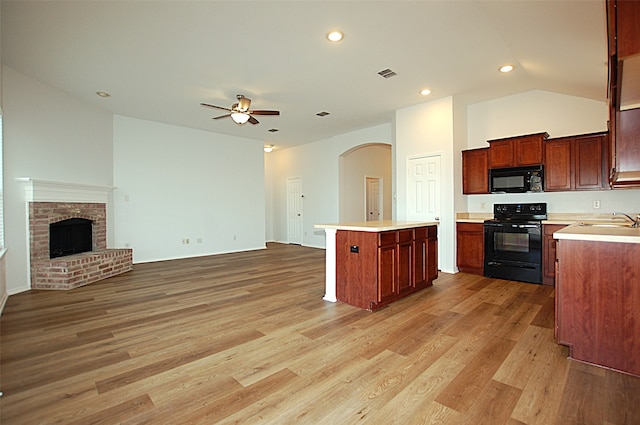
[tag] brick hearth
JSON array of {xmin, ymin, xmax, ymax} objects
[{"xmin": 29, "ymin": 201, "xmax": 133, "ymax": 290}]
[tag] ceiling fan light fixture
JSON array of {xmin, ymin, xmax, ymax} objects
[{"xmin": 231, "ymin": 112, "xmax": 250, "ymax": 125}]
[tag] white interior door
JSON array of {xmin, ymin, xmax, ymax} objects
[
  {"xmin": 365, "ymin": 177, "xmax": 382, "ymax": 221},
  {"xmin": 407, "ymin": 154, "xmax": 441, "ymax": 222},
  {"xmin": 287, "ymin": 177, "xmax": 303, "ymax": 245}
]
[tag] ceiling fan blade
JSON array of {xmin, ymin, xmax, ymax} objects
[
  {"xmin": 213, "ymin": 113, "xmax": 231, "ymax": 120},
  {"xmin": 248, "ymin": 116, "xmax": 259, "ymax": 125},
  {"xmin": 249, "ymin": 110, "xmax": 280, "ymax": 116},
  {"xmin": 201, "ymin": 102, "xmax": 232, "ymax": 112}
]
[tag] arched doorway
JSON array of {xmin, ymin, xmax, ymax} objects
[{"xmin": 338, "ymin": 143, "xmax": 392, "ymax": 222}]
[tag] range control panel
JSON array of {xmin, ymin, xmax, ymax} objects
[{"xmin": 493, "ymin": 203, "xmax": 547, "ymax": 220}]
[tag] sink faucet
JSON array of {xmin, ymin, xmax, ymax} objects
[{"xmin": 613, "ymin": 212, "xmax": 640, "ymax": 228}]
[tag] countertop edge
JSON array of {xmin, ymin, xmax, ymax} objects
[
  {"xmin": 314, "ymin": 221, "xmax": 439, "ymax": 232},
  {"xmin": 553, "ymin": 224, "xmax": 640, "ymax": 244}
]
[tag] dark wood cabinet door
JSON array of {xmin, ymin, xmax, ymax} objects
[
  {"xmin": 397, "ymin": 239, "xmax": 413, "ymax": 295},
  {"xmin": 544, "ymin": 140, "xmax": 572, "ymax": 191},
  {"xmin": 462, "ymin": 148, "xmax": 489, "ymax": 194},
  {"xmin": 574, "ymin": 135, "xmax": 604, "ymax": 189},
  {"xmin": 617, "ymin": 108, "xmax": 640, "ymax": 175},
  {"xmin": 488, "ymin": 140, "xmax": 514, "ymax": 169},
  {"xmin": 515, "ymin": 135, "xmax": 544, "ymax": 166},
  {"xmin": 456, "ymin": 222, "xmax": 484, "ymax": 275},
  {"xmin": 616, "ymin": 0, "xmax": 640, "ymax": 59},
  {"xmin": 377, "ymin": 242, "xmax": 396, "ymax": 303},
  {"xmin": 427, "ymin": 228, "xmax": 438, "ymax": 281},
  {"xmin": 413, "ymin": 228, "xmax": 427, "ymax": 288}
]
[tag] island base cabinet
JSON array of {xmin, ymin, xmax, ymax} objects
[
  {"xmin": 556, "ymin": 239, "xmax": 640, "ymax": 377},
  {"xmin": 336, "ymin": 226, "xmax": 437, "ymax": 311}
]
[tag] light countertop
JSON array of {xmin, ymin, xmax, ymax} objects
[
  {"xmin": 553, "ymin": 223, "xmax": 640, "ymax": 244},
  {"xmin": 314, "ymin": 220, "xmax": 439, "ymax": 232}
]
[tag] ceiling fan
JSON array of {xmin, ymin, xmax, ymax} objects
[{"xmin": 200, "ymin": 94, "xmax": 280, "ymax": 125}]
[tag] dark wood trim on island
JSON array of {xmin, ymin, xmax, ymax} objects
[{"xmin": 315, "ymin": 221, "xmax": 438, "ymax": 311}]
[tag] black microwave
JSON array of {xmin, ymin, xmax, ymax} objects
[{"xmin": 489, "ymin": 165, "xmax": 544, "ymax": 193}]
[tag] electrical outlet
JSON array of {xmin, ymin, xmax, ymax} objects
[{"xmin": 593, "ymin": 200, "xmax": 600, "ymax": 209}]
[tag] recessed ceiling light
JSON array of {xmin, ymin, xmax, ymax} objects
[
  {"xmin": 499, "ymin": 65, "xmax": 514, "ymax": 73},
  {"xmin": 420, "ymin": 89, "xmax": 432, "ymax": 96},
  {"xmin": 264, "ymin": 145, "xmax": 274, "ymax": 153},
  {"xmin": 327, "ymin": 31, "xmax": 344, "ymax": 42},
  {"xmin": 96, "ymin": 91, "xmax": 111, "ymax": 98}
]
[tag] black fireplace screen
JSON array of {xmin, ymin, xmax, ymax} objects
[{"xmin": 49, "ymin": 218, "xmax": 93, "ymax": 258}]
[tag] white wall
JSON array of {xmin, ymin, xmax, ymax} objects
[
  {"xmin": 395, "ymin": 97, "xmax": 457, "ymax": 273},
  {"xmin": 113, "ymin": 115, "xmax": 266, "ymax": 263},
  {"xmin": 467, "ymin": 90, "xmax": 608, "ymax": 148},
  {"xmin": 3, "ymin": 66, "xmax": 114, "ymax": 294},
  {"xmin": 268, "ymin": 124, "xmax": 392, "ymax": 249},
  {"xmin": 465, "ymin": 90, "xmax": 640, "ymax": 214}
]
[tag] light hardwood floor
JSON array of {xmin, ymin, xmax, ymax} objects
[{"xmin": 1, "ymin": 243, "xmax": 639, "ymax": 424}]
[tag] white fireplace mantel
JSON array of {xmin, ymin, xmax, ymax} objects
[{"xmin": 16, "ymin": 178, "xmax": 115, "ymax": 204}]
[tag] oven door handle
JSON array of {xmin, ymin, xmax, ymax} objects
[{"xmin": 484, "ymin": 222, "xmax": 540, "ymax": 229}]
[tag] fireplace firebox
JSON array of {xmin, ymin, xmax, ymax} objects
[{"xmin": 49, "ymin": 218, "xmax": 93, "ymax": 258}]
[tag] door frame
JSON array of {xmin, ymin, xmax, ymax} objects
[
  {"xmin": 365, "ymin": 176, "xmax": 383, "ymax": 221},
  {"xmin": 286, "ymin": 177, "xmax": 303, "ymax": 245}
]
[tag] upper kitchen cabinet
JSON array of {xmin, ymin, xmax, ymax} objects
[
  {"xmin": 608, "ymin": 0, "xmax": 640, "ymax": 187},
  {"xmin": 462, "ymin": 148, "xmax": 489, "ymax": 194},
  {"xmin": 488, "ymin": 133, "xmax": 548, "ymax": 169},
  {"xmin": 544, "ymin": 132, "xmax": 609, "ymax": 191}
]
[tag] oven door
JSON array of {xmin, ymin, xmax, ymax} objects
[{"xmin": 483, "ymin": 220, "xmax": 542, "ymax": 284}]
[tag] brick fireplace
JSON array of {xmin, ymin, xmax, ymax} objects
[{"xmin": 20, "ymin": 178, "xmax": 133, "ymax": 290}]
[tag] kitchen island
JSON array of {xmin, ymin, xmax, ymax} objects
[
  {"xmin": 315, "ymin": 220, "xmax": 438, "ymax": 311},
  {"xmin": 554, "ymin": 223, "xmax": 640, "ymax": 377}
]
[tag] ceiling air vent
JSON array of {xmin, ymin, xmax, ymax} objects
[
  {"xmin": 316, "ymin": 111, "xmax": 330, "ymax": 117},
  {"xmin": 377, "ymin": 68, "xmax": 397, "ymax": 78}
]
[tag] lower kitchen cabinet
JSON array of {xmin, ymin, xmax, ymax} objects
[
  {"xmin": 556, "ymin": 238, "xmax": 640, "ymax": 377},
  {"xmin": 456, "ymin": 222, "xmax": 484, "ymax": 275},
  {"xmin": 542, "ymin": 224, "xmax": 566, "ymax": 285},
  {"xmin": 336, "ymin": 226, "xmax": 437, "ymax": 311},
  {"xmin": 414, "ymin": 226, "xmax": 438, "ymax": 287}
]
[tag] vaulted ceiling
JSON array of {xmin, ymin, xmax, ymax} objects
[{"xmin": 2, "ymin": 1, "xmax": 608, "ymax": 148}]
